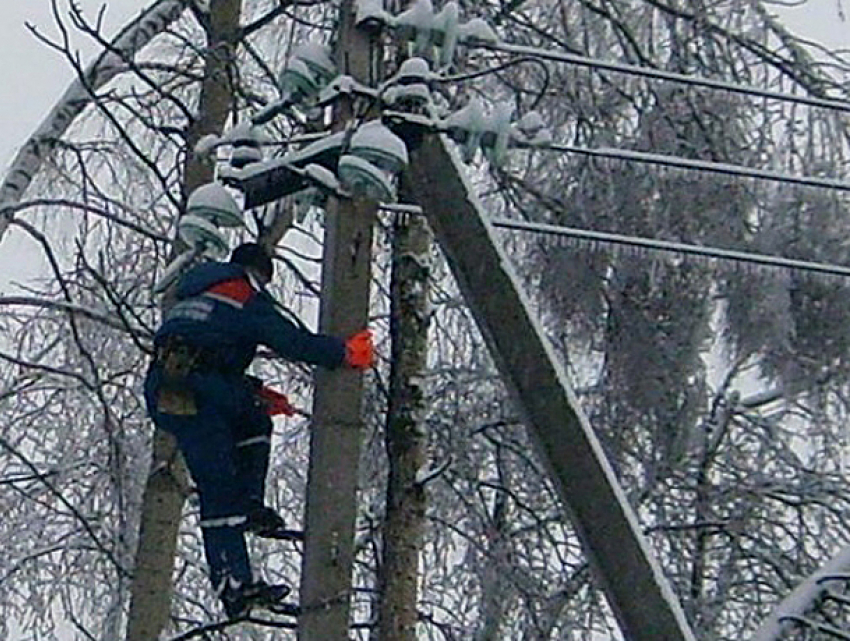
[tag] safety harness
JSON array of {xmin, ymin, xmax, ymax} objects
[{"xmin": 154, "ymin": 277, "xmax": 256, "ymax": 415}]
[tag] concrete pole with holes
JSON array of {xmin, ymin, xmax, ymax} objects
[{"xmin": 297, "ymin": 1, "xmax": 379, "ymax": 639}]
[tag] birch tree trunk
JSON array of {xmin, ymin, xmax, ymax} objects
[
  {"xmin": 125, "ymin": 1, "xmax": 243, "ymax": 638},
  {"xmin": 377, "ymin": 212, "xmax": 432, "ymax": 641},
  {"xmin": 476, "ymin": 482, "xmax": 510, "ymax": 641}
]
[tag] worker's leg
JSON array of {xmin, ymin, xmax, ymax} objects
[
  {"xmin": 146, "ymin": 374, "xmax": 253, "ymax": 596},
  {"xmin": 234, "ymin": 403, "xmax": 273, "ymax": 508},
  {"xmin": 177, "ymin": 407, "xmax": 253, "ymax": 593},
  {"xmin": 233, "ymin": 392, "xmax": 290, "ymax": 536},
  {"xmin": 145, "ymin": 367, "xmax": 283, "ymax": 615}
]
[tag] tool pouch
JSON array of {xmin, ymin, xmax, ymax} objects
[{"xmin": 156, "ymin": 338, "xmax": 199, "ymax": 415}]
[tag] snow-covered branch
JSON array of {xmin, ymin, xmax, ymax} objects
[
  {"xmin": 5, "ymin": 197, "xmax": 170, "ymax": 242},
  {"xmin": 0, "ymin": 0, "xmax": 189, "ymax": 243},
  {"xmin": 0, "ymin": 295, "xmax": 148, "ymax": 336}
]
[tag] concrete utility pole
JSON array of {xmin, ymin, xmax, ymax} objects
[
  {"xmin": 297, "ymin": 1, "xmax": 378, "ymax": 639},
  {"xmin": 404, "ymin": 134, "xmax": 697, "ymax": 641}
]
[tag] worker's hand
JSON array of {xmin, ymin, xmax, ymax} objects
[
  {"xmin": 257, "ymin": 386, "xmax": 296, "ymax": 416},
  {"xmin": 345, "ymin": 329, "xmax": 374, "ymax": 369}
]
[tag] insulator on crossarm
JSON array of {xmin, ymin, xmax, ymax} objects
[
  {"xmin": 394, "ymin": 57, "xmax": 433, "ymax": 85},
  {"xmin": 337, "ymin": 155, "xmax": 397, "ymax": 203},
  {"xmin": 457, "ymin": 17, "xmax": 499, "ymax": 46},
  {"xmin": 393, "ymin": 0, "xmax": 435, "ymax": 55},
  {"xmin": 431, "ymin": 1, "xmax": 459, "ymax": 67},
  {"xmin": 348, "ymin": 120, "xmax": 409, "ymax": 172},
  {"xmin": 384, "ymin": 83, "xmax": 432, "ymax": 112},
  {"xmin": 186, "ymin": 182, "xmax": 244, "ymax": 227},
  {"xmin": 382, "ymin": 57, "xmax": 434, "ymax": 112},
  {"xmin": 442, "ymin": 97, "xmax": 486, "ymax": 162},
  {"xmin": 230, "ymin": 145, "xmax": 263, "ymax": 169},
  {"xmin": 225, "ymin": 122, "xmax": 264, "ymax": 169},
  {"xmin": 355, "ymin": 0, "xmax": 392, "ymax": 28}
]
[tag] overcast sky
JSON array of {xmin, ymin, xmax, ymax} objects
[
  {"xmin": 0, "ymin": 1, "xmax": 143, "ymax": 169},
  {"xmin": 0, "ymin": 1, "xmax": 142, "ymax": 289}
]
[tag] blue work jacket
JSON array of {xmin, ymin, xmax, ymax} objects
[{"xmin": 154, "ymin": 261, "xmax": 345, "ymax": 373}]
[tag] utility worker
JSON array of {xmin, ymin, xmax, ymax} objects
[{"xmin": 143, "ymin": 242, "xmax": 374, "ymax": 619}]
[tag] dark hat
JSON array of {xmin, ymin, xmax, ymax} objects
[{"xmin": 230, "ymin": 243, "xmax": 273, "ymax": 281}]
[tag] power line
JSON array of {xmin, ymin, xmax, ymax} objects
[
  {"xmin": 382, "ymin": 206, "xmax": 850, "ymax": 277},
  {"xmin": 490, "ymin": 218, "xmax": 850, "ymax": 278},
  {"xmin": 381, "ymin": 198, "xmax": 850, "ymax": 277},
  {"xmin": 536, "ymin": 142, "xmax": 850, "ymax": 192},
  {"xmin": 383, "ymin": 111, "xmax": 850, "ymax": 192},
  {"xmin": 479, "ymin": 41, "xmax": 850, "ymax": 114}
]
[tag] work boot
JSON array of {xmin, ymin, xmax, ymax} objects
[
  {"xmin": 246, "ymin": 505, "xmax": 288, "ymax": 538},
  {"xmin": 221, "ymin": 580, "xmax": 291, "ymax": 619}
]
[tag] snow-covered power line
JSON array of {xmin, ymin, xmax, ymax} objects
[
  {"xmin": 384, "ymin": 206, "xmax": 850, "ymax": 277},
  {"xmin": 382, "ymin": 110, "xmax": 850, "ymax": 192},
  {"xmin": 538, "ymin": 142, "xmax": 850, "ymax": 192},
  {"xmin": 490, "ymin": 218, "xmax": 850, "ymax": 279},
  {"xmin": 481, "ymin": 41, "xmax": 850, "ymax": 114},
  {"xmin": 360, "ymin": 0, "xmax": 849, "ymax": 113}
]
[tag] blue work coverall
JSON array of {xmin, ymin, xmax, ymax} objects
[{"xmin": 144, "ymin": 261, "xmax": 345, "ymax": 595}]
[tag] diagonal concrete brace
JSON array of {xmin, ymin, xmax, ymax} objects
[{"xmin": 404, "ymin": 134, "xmax": 697, "ymax": 641}]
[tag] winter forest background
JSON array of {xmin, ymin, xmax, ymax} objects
[{"xmin": 1, "ymin": 0, "xmax": 850, "ymax": 639}]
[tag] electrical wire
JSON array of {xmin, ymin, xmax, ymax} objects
[
  {"xmin": 380, "ymin": 204, "xmax": 850, "ymax": 277},
  {"xmin": 475, "ymin": 41, "xmax": 850, "ymax": 114},
  {"xmin": 439, "ymin": 56, "xmax": 551, "ymax": 111},
  {"xmin": 535, "ymin": 142, "xmax": 850, "ymax": 192},
  {"xmin": 490, "ymin": 218, "xmax": 850, "ymax": 278},
  {"xmin": 382, "ymin": 110, "xmax": 850, "ymax": 192}
]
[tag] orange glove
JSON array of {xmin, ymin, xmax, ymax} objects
[
  {"xmin": 345, "ymin": 329, "xmax": 374, "ymax": 369},
  {"xmin": 256, "ymin": 386, "xmax": 296, "ymax": 416}
]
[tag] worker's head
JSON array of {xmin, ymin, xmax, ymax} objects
[{"xmin": 230, "ymin": 242, "xmax": 274, "ymax": 285}]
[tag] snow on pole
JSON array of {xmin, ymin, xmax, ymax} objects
[{"xmin": 0, "ymin": 0, "xmax": 189, "ymax": 243}]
